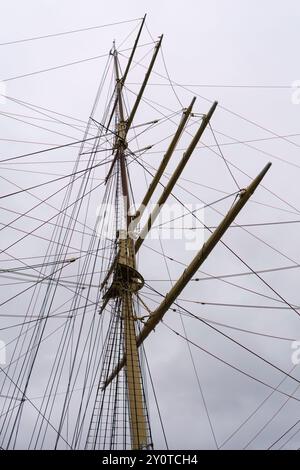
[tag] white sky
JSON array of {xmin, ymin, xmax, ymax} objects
[{"xmin": 0, "ymin": 0, "xmax": 300, "ymax": 450}]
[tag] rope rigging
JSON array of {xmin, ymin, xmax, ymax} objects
[{"xmin": 1, "ymin": 16, "xmax": 300, "ymax": 451}]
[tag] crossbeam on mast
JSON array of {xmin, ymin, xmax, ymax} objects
[
  {"xmin": 131, "ymin": 96, "xmax": 196, "ymax": 228},
  {"xmin": 126, "ymin": 35, "xmax": 163, "ymax": 132},
  {"xmin": 103, "ymin": 15, "xmax": 147, "ymax": 136},
  {"xmin": 105, "ymin": 35, "xmax": 163, "ymax": 185},
  {"xmin": 134, "ymin": 100, "xmax": 218, "ymax": 252},
  {"xmin": 102, "ymin": 162, "xmax": 272, "ymax": 387}
]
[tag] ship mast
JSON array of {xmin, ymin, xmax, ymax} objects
[
  {"xmin": 107, "ymin": 43, "xmax": 150, "ymax": 450},
  {"xmin": 0, "ymin": 16, "xmax": 276, "ymax": 452},
  {"xmin": 86, "ymin": 26, "xmax": 164, "ymax": 450},
  {"xmin": 87, "ymin": 21, "xmax": 272, "ymax": 450}
]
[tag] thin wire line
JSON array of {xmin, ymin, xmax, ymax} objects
[
  {"xmin": 1, "ymin": 43, "xmax": 154, "ymax": 83},
  {"xmin": 209, "ymin": 123, "xmax": 240, "ymax": 190},
  {"xmin": 162, "ymin": 322, "xmax": 300, "ymax": 404},
  {"xmin": 0, "ymin": 18, "xmax": 142, "ymax": 46}
]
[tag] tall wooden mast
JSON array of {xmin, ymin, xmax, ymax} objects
[
  {"xmin": 89, "ymin": 21, "xmax": 272, "ymax": 449},
  {"xmin": 108, "ymin": 44, "xmax": 150, "ymax": 450},
  {"xmin": 94, "ymin": 33, "xmax": 165, "ymax": 449}
]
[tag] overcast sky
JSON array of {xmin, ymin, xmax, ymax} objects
[{"xmin": 0, "ymin": 0, "xmax": 300, "ymax": 450}]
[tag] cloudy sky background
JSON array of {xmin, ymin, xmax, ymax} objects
[{"xmin": 0, "ymin": 0, "xmax": 300, "ymax": 450}]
